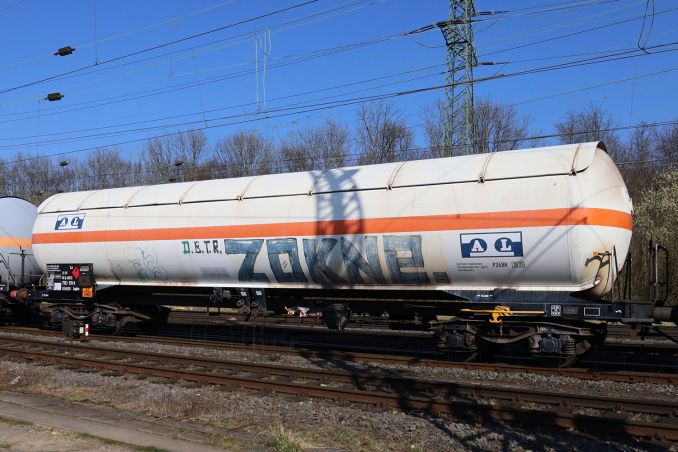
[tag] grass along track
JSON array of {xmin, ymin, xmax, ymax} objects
[{"xmin": 0, "ymin": 334, "xmax": 676, "ymax": 442}]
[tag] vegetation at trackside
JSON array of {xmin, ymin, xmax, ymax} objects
[{"xmin": 268, "ymin": 425, "xmax": 303, "ymax": 452}]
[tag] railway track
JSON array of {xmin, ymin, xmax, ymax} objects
[
  {"xmin": 1, "ymin": 325, "xmax": 677, "ymax": 385},
  {"xmin": 0, "ymin": 335, "xmax": 676, "ymax": 442},
  {"xmin": 166, "ymin": 311, "xmax": 678, "ymax": 339},
  {"xmin": 165, "ymin": 311, "xmax": 678, "ymax": 348}
]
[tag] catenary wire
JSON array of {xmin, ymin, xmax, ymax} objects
[
  {"xmin": 0, "ymin": 0, "xmax": 243, "ymax": 71},
  {"xmin": 0, "ymin": 0, "xmax": 320, "ymax": 95},
  {"xmin": 2, "ymin": 37, "xmax": 676, "ymax": 147},
  {"xmin": 0, "ymin": 0, "xmax": 383, "ymax": 114}
]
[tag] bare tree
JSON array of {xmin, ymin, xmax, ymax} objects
[
  {"xmin": 279, "ymin": 126, "xmax": 313, "ymax": 173},
  {"xmin": 314, "ymin": 119, "xmax": 350, "ymax": 169},
  {"xmin": 77, "ymin": 148, "xmax": 141, "ymax": 190},
  {"xmin": 8, "ymin": 154, "xmax": 58, "ymax": 204},
  {"xmin": 143, "ymin": 136, "xmax": 179, "ymax": 184},
  {"xmin": 473, "ymin": 98, "xmax": 531, "ymax": 153},
  {"xmin": 212, "ymin": 130, "xmax": 274, "ymax": 178},
  {"xmin": 421, "ymin": 98, "xmax": 532, "ymax": 157},
  {"xmin": 617, "ymin": 124, "xmax": 658, "ymax": 199},
  {"xmin": 356, "ymin": 101, "xmax": 413, "ymax": 165},
  {"xmin": 279, "ymin": 120, "xmax": 350, "ymax": 172},
  {"xmin": 421, "ymin": 99, "xmax": 446, "ymax": 158},
  {"xmin": 142, "ymin": 130, "xmax": 209, "ymax": 184},
  {"xmin": 656, "ymin": 122, "xmax": 678, "ymax": 168},
  {"xmin": 554, "ymin": 105, "xmax": 623, "ymax": 158},
  {"xmin": 0, "ymin": 158, "xmax": 10, "ymax": 197},
  {"xmin": 174, "ymin": 130, "xmax": 209, "ymax": 181},
  {"xmin": 627, "ymin": 123, "xmax": 655, "ymax": 161}
]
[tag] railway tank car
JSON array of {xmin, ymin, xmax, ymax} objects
[
  {"xmin": 26, "ymin": 142, "xmax": 675, "ymax": 363},
  {"xmin": 0, "ymin": 197, "xmax": 41, "ymax": 294}
]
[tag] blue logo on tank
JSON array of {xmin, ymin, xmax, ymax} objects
[
  {"xmin": 460, "ymin": 231, "xmax": 523, "ymax": 258},
  {"xmin": 54, "ymin": 213, "xmax": 86, "ymax": 230}
]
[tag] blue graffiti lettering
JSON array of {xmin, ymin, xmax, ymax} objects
[
  {"xmin": 341, "ymin": 236, "xmax": 385, "ymax": 284},
  {"xmin": 266, "ymin": 238, "xmax": 307, "ymax": 283},
  {"xmin": 384, "ymin": 235, "xmax": 429, "ymax": 284},
  {"xmin": 225, "ymin": 239, "xmax": 270, "ymax": 282},
  {"xmin": 303, "ymin": 238, "xmax": 346, "ymax": 284}
]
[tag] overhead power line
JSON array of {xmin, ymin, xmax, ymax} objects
[
  {"xmin": 0, "ymin": 0, "xmax": 381, "ymax": 113},
  {"xmin": 484, "ymin": 0, "xmax": 626, "ymax": 19},
  {"xmin": 478, "ymin": 0, "xmax": 645, "ymax": 54},
  {"xmin": 5, "ymin": 2, "xmax": 664, "ymax": 119},
  {"xmin": 2, "ymin": 48, "xmax": 678, "ymax": 167},
  {"xmin": 0, "ymin": 0, "xmax": 319, "ymax": 96},
  {"xmin": 0, "ymin": 39, "xmax": 677, "ymax": 150},
  {"xmin": 0, "ymin": 18, "xmax": 447, "ymax": 121},
  {"xmin": 0, "ymin": 0, "xmax": 24, "ymax": 13},
  {"xmin": 6, "ymin": 53, "xmax": 677, "ymax": 146},
  {"xmin": 12, "ymin": 38, "xmax": 678, "ymax": 148},
  {"xmin": 637, "ymin": 0, "xmax": 656, "ymax": 53},
  {"xmin": 0, "ymin": 0, "xmax": 244, "ymax": 72},
  {"xmin": 481, "ymin": 4, "xmax": 678, "ymax": 57},
  {"xmin": 0, "ymin": 71, "xmax": 445, "ymax": 148},
  {"xmin": 0, "ymin": 65, "xmax": 444, "ymax": 141}
]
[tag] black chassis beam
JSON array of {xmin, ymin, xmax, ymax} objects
[{"xmin": 444, "ymin": 289, "xmax": 658, "ymax": 324}]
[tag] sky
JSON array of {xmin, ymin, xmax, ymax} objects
[{"xmin": 0, "ymin": 0, "xmax": 676, "ymax": 165}]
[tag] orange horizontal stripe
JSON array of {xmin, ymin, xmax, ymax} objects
[
  {"xmin": 0, "ymin": 237, "xmax": 32, "ymax": 248},
  {"xmin": 32, "ymin": 207, "xmax": 633, "ymax": 245}
]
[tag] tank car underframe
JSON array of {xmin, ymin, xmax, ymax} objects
[
  {"xmin": 23, "ymin": 293, "xmax": 163, "ymax": 336},
  {"xmin": 45, "ymin": 302, "xmax": 153, "ymax": 333},
  {"xmin": 431, "ymin": 319, "xmax": 605, "ymax": 366},
  {"xmin": 430, "ymin": 290, "xmax": 662, "ymax": 363}
]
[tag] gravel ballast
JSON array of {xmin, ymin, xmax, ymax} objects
[{"xmin": 0, "ymin": 332, "xmax": 674, "ymax": 451}]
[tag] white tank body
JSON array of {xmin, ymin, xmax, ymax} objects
[
  {"xmin": 31, "ymin": 142, "xmax": 633, "ymax": 298},
  {"xmin": 0, "ymin": 197, "xmax": 41, "ymax": 288}
]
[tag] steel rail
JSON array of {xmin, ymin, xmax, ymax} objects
[
  {"xmin": 1, "ymin": 326, "xmax": 677, "ymax": 385},
  {"xmin": 0, "ymin": 335, "xmax": 677, "ymax": 441}
]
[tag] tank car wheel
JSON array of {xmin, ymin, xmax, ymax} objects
[
  {"xmin": 323, "ymin": 303, "xmax": 349, "ymax": 330},
  {"xmin": 112, "ymin": 315, "xmax": 135, "ymax": 335},
  {"xmin": 531, "ymin": 334, "xmax": 603, "ymax": 367},
  {"xmin": 435, "ymin": 327, "xmax": 479, "ymax": 361}
]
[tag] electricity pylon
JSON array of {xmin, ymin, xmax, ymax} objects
[{"xmin": 439, "ymin": 0, "xmax": 477, "ymax": 155}]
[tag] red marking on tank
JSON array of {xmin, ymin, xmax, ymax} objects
[
  {"xmin": 72, "ymin": 266, "xmax": 80, "ymax": 280},
  {"xmin": 31, "ymin": 207, "xmax": 633, "ymax": 245}
]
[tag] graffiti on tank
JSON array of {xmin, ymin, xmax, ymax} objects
[
  {"xmin": 584, "ymin": 250, "xmax": 611, "ymax": 280},
  {"xmin": 267, "ymin": 238, "xmax": 308, "ymax": 283},
  {"xmin": 341, "ymin": 236, "xmax": 385, "ymax": 284},
  {"xmin": 225, "ymin": 239, "xmax": 269, "ymax": 282},
  {"xmin": 126, "ymin": 248, "xmax": 168, "ymax": 281},
  {"xmin": 304, "ymin": 238, "xmax": 346, "ymax": 284},
  {"xmin": 384, "ymin": 236, "xmax": 430, "ymax": 284},
  {"xmin": 180, "ymin": 235, "xmax": 436, "ymax": 285}
]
